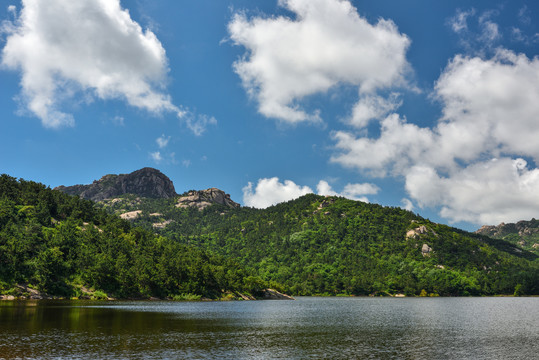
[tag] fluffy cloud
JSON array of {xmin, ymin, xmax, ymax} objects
[
  {"xmin": 228, "ymin": 0, "xmax": 410, "ymax": 123},
  {"xmin": 405, "ymin": 159, "xmax": 539, "ymax": 225},
  {"xmin": 243, "ymin": 178, "xmax": 313, "ymax": 208},
  {"xmin": 243, "ymin": 177, "xmax": 379, "ymax": 208},
  {"xmin": 332, "ymin": 49, "xmax": 539, "ymax": 224},
  {"xmin": 1, "ymin": 0, "xmax": 182, "ymax": 128},
  {"xmin": 348, "ymin": 93, "xmax": 402, "ymax": 128},
  {"xmin": 317, "ymin": 180, "xmax": 378, "ymax": 202}
]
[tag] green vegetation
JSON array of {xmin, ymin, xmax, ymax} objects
[
  {"xmin": 2, "ymin": 173, "xmax": 538, "ymax": 299},
  {"xmin": 478, "ymin": 219, "xmax": 539, "ymax": 255},
  {"xmin": 0, "ymin": 175, "xmax": 266, "ymax": 299},
  {"xmin": 135, "ymin": 194, "xmax": 538, "ymax": 297}
]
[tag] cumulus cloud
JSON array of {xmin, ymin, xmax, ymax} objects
[
  {"xmin": 317, "ymin": 180, "xmax": 378, "ymax": 202},
  {"xmin": 243, "ymin": 177, "xmax": 313, "ymax": 208},
  {"xmin": 405, "ymin": 159, "xmax": 539, "ymax": 225},
  {"xmin": 401, "ymin": 198, "xmax": 414, "ymax": 211},
  {"xmin": 348, "ymin": 93, "xmax": 402, "ymax": 128},
  {"xmin": 228, "ymin": 0, "xmax": 410, "ymax": 123},
  {"xmin": 243, "ymin": 177, "xmax": 380, "ymax": 208},
  {"xmin": 1, "ymin": 0, "xmax": 211, "ymax": 133},
  {"xmin": 332, "ymin": 50, "xmax": 539, "ymax": 224}
]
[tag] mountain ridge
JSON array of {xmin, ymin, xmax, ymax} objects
[{"xmin": 476, "ymin": 219, "xmax": 539, "ymax": 254}]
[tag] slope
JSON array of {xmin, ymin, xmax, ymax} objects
[
  {"xmin": 0, "ymin": 174, "xmax": 266, "ymax": 299},
  {"xmin": 113, "ymin": 193, "xmax": 539, "ymax": 296}
]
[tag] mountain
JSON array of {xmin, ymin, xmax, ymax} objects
[
  {"xmin": 9, "ymin": 169, "xmax": 539, "ymax": 297},
  {"xmin": 476, "ymin": 219, "xmax": 539, "ymax": 255},
  {"xmin": 0, "ymin": 174, "xmax": 267, "ymax": 300},
  {"xmin": 100, "ymin": 190, "xmax": 539, "ymax": 296},
  {"xmin": 54, "ymin": 167, "xmax": 177, "ymax": 201}
]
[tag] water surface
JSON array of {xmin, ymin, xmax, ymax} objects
[{"xmin": 1, "ymin": 297, "xmax": 537, "ymax": 359}]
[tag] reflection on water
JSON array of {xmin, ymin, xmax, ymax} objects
[{"xmin": 1, "ymin": 297, "xmax": 538, "ymax": 359}]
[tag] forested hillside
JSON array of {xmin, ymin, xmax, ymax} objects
[
  {"xmin": 105, "ymin": 193, "xmax": 539, "ymax": 296},
  {"xmin": 0, "ymin": 175, "xmax": 266, "ymax": 299},
  {"xmin": 4, "ymin": 172, "xmax": 538, "ymax": 299}
]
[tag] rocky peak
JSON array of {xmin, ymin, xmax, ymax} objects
[
  {"xmin": 176, "ymin": 188, "xmax": 240, "ymax": 210},
  {"xmin": 55, "ymin": 167, "xmax": 177, "ymax": 201}
]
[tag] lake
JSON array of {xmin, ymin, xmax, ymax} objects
[{"xmin": 1, "ymin": 297, "xmax": 537, "ymax": 359}]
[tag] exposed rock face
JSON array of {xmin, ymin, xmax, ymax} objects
[
  {"xmin": 406, "ymin": 225, "xmax": 429, "ymax": 239},
  {"xmin": 55, "ymin": 168, "xmax": 177, "ymax": 201},
  {"xmin": 176, "ymin": 188, "xmax": 240, "ymax": 210},
  {"xmin": 119, "ymin": 210, "xmax": 142, "ymax": 220},
  {"xmin": 476, "ymin": 219, "xmax": 539, "ymax": 238}
]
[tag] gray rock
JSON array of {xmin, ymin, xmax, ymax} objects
[
  {"xmin": 55, "ymin": 167, "xmax": 177, "ymax": 201},
  {"xmin": 176, "ymin": 188, "xmax": 240, "ymax": 210}
]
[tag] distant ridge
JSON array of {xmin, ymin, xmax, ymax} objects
[
  {"xmin": 476, "ymin": 219, "xmax": 539, "ymax": 254},
  {"xmin": 55, "ymin": 167, "xmax": 177, "ymax": 201}
]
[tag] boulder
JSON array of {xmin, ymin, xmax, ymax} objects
[
  {"xmin": 176, "ymin": 188, "xmax": 240, "ymax": 210},
  {"xmin": 262, "ymin": 289, "xmax": 295, "ymax": 300}
]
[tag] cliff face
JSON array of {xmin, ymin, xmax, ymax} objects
[
  {"xmin": 55, "ymin": 167, "xmax": 177, "ymax": 201},
  {"xmin": 176, "ymin": 188, "xmax": 240, "ymax": 210}
]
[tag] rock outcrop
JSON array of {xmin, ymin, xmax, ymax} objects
[
  {"xmin": 55, "ymin": 167, "xmax": 177, "ymax": 201},
  {"xmin": 261, "ymin": 289, "xmax": 295, "ymax": 300},
  {"xmin": 476, "ymin": 219, "xmax": 539, "ymax": 238},
  {"xmin": 476, "ymin": 219, "xmax": 539, "ymax": 254},
  {"xmin": 176, "ymin": 188, "xmax": 240, "ymax": 210}
]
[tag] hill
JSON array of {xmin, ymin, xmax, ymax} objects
[
  {"xmin": 476, "ymin": 219, "xmax": 539, "ymax": 255},
  {"xmin": 98, "ymin": 192, "xmax": 539, "ymax": 296},
  {"xmin": 0, "ymin": 174, "xmax": 267, "ymax": 300}
]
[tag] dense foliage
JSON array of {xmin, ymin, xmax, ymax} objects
[
  {"xmin": 111, "ymin": 194, "xmax": 539, "ymax": 297},
  {"xmin": 0, "ymin": 175, "xmax": 264, "ymax": 299}
]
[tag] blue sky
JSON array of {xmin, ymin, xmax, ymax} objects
[{"xmin": 1, "ymin": 0, "xmax": 539, "ymax": 231}]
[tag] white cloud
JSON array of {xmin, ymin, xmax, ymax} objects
[
  {"xmin": 348, "ymin": 93, "xmax": 402, "ymax": 128},
  {"xmin": 180, "ymin": 111, "xmax": 217, "ymax": 136},
  {"xmin": 150, "ymin": 151, "xmax": 162, "ymax": 163},
  {"xmin": 182, "ymin": 159, "xmax": 191, "ymax": 168},
  {"xmin": 228, "ymin": 0, "xmax": 410, "ymax": 123},
  {"xmin": 405, "ymin": 159, "xmax": 539, "ymax": 225},
  {"xmin": 448, "ymin": 9, "xmax": 503, "ymax": 53},
  {"xmin": 156, "ymin": 134, "xmax": 170, "ymax": 149},
  {"xmin": 243, "ymin": 177, "xmax": 380, "ymax": 208},
  {"xmin": 449, "ymin": 8, "xmax": 475, "ymax": 33},
  {"xmin": 317, "ymin": 180, "xmax": 379, "ymax": 202},
  {"xmin": 332, "ymin": 50, "xmax": 539, "ymax": 224},
  {"xmin": 1, "ymin": 0, "xmax": 182, "ymax": 128},
  {"xmin": 478, "ymin": 11, "xmax": 501, "ymax": 43},
  {"xmin": 401, "ymin": 198, "xmax": 414, "ymax": 211},
  {"xmin": 243, "ymin": 177, "xmax": 313, "ymax": 208}
]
